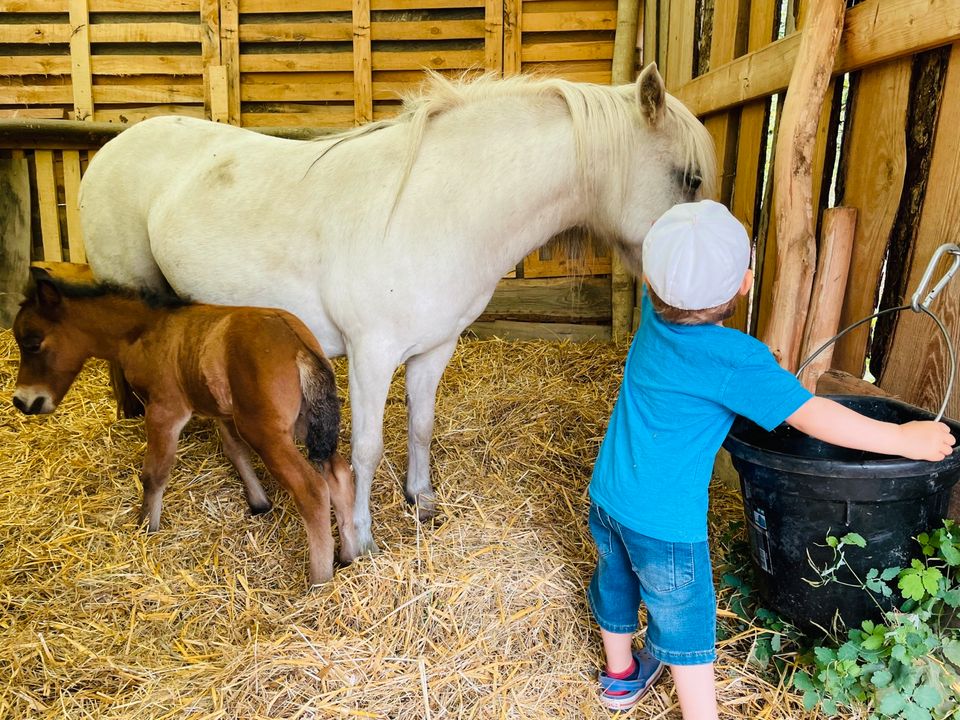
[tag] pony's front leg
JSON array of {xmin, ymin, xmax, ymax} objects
[
  {"xmin": 347, "ymin": 350, "xmax": 395, "ymax": 555},
  {"xmin": 404, "ymin": 340, "xmax": 458, "ymax": 520},
  {"xmin": 138, "ymin": 404, "xmax": 191, "ymax": 531}
]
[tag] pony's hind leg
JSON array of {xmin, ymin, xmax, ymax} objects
[
  {"xmin": 238, "ymin": 419, "xmax": 336, "ymax": 586},
  {"xmin": 323, "ymin": 451, "xmax": 360, "ymax": 564},
  {"xmin": 216, "ymin": 419, "xmax": 272, "ymax": 515},
  {"xmin": 403, "ymin": 339, "xmax": 458, "ymax": 521},
  {"xmin": 139, "ymin": 405, "xmax": 191, "ymax": 531}
]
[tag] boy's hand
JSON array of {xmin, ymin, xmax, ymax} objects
[{"xmin": 896, "ymin": 420, "xmax": 956, "ymax": 461}]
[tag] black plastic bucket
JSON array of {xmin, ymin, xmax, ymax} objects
[{"xmin": 723, "ymin": 394, "xmax": 960, "ymax": 633}]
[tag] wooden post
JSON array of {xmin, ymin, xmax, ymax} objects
[
  {"xmin": 34, "ymin": 151, "xmax": 62, "ymax": 263},
  {"xmin": 68, "ymin": 0, "xmax": 93, "ymax": 121},
  {"xmin": 62, "ymin": 150, "xmax": 85, "ymax": 262},
  {"xmin": 797, "ymin": 207, "xmax": 857, "ymax": 391},
  {"xmin": 0, "ymin": 155, "xmax": 31, "ymax": 328},
  {"xmin": 611, "ymin": 0, "xmax": 641, "ymax": 341},
  {"xmin": 201, "ymin": 0, "xmax": 222, "ymax": 121},
  {"xmin": 503, "ymin": 0, "xmax": 522, "ymax": 75},
  {"xmin": 219, "ymin": 0, "xmax": 241, "ymax": 125},
  {"xmin": 352, "ymin": 0, "xmax": 373, "ymax": 125},
  {"xmin": 484, "ymin": 0, "xmax": 504, "ymax": 74},
  {"xmin": 760, "ymin": 0, "xmax": 845, "ymax": 371}
]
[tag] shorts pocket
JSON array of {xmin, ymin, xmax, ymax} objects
[
  {"xmin": 638, "ymin": 541, "xmax": 697, "ymax": 593},
  {"xmin": 589, "ymin": 504, "xmax": 614, "ymax": 559}
]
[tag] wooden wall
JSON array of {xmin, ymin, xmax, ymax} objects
[
  {"xmin": 0, "ymin": 0, "xmax": 623, "ymax": 340},
  {"xmin": 656, "ymin": 0, "xmax": 960, "ymax": 418}
]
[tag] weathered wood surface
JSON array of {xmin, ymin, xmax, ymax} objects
[
  {"xmin": 675, "ymin": 0, "xmax": 960, "ymax": 118},
  {"xmin": 880, "ymin": 43, "xmax": 960, "ymax": 420},
  {"xmin": 761, "ymin": 0, "xmax": 845, "ymax": 372},
  {"xmin": 797, "ymin": 207, "xmax": 857, "ymax": 391},
  {"xmin": 833, "ymin": 58, "xmax": 912, "ymax": 377},
  {"xmin": 478, "ymin": 277, "xmax": 611, "ymax": 324},
  {"xmin": 0, "ymin": 156, "xmax": 31, "ymax": 328},
  {"xmin": 468, "ymin": 320, "xmax": 611, "ymax": 342}
]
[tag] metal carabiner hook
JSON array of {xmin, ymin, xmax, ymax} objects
[{"xmin": 910, "ymin": 243, "xmax": 960, "ymax": 312}]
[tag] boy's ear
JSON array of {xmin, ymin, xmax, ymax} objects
[{"xmin": 738, "ymin": 268, "xmax": 754, "ymax": 296}]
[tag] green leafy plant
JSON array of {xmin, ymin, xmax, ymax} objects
[{"xmin": 794, "ymin": 521, "xmax": 960, "ymax": 719}]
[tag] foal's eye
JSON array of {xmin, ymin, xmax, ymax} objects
[{"xmin": 20, "ymin": 336, "xmax": 42, "ymax": 354}]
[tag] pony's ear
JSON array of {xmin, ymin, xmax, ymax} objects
[
  {"xmin": 636, "ymin": 63, "xmax": 666, "ymax": 128},
  {"xmin": 29, "ymin": 267, "xmax": 63, "ymax": 310}
]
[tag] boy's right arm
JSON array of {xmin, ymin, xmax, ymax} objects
[{"xmin": 786, "ymin": 396, "xmax": 955, "ymax": 462}]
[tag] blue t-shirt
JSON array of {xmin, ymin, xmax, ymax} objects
[{"xmin": 589, "ymin": 291, "xmax": 813, "ymax": 543}]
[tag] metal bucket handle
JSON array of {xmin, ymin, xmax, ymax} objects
[{"xmin": 795, "ymin": 243, "xmax": 960, "ymax": 422}]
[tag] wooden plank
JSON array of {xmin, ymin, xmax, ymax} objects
[
  {"xmin": 675, "ymin": 0, "xmax": 960, "ymax": 118},
  {"xmin": 879, "ymin": 42, "xmax": 960, "ymax": 417},
  {"xmin": 221, "ymin": 0, "xmax": 241, "ymax": 124},
  {"xmin": 0, "ymin": 85, "xmax": 73, "ymax": 105},
  {"xmin": 88, "ymin": 23, "xmax": 203, "ymax": 43},
  {"xmin": 353, "ymin": 0, "xmax": 373, "ymax": 124},
  {"xmin": 239, "ymin": 0, "xmax": 483, "ymax": 9},
  {"xmin": 484, "ymin": 0, "xmax": 504, "ymax": 73},
  {"xmin": 522, "ymin": 10, "xmax": 616, "ymax": 32},
  {"xmin": 0, "ymin": 57, "xmax": 72, "ymax": 76},
  {"xmin": 503, "ymin": 0, "xmax": 522, "ymax": 74},
  {"xmin": 521, "ymin": 40, "xmax": 614, "ymax": 63},
  {"xmin": 0, "ymin": 25, "xmax": 71, "ymax": 44},
  {"xmin": 467, "ymin": 320, "xmax": 611, "ymax": 342},
  {"xmin": 833, "ymin": 58, "xmax": 912, "ymax": 376},
  {"xmin": 92, "ymin": 56, "xmax": 204, "ymax": 75},
  {"xmin": 94, "ymin": 84, "xmax": 205, "ymax": 104},
  {"xmin": 478, "ymin": 276, "xmax": 610, "ymax": 323},
  {"xmin": 372, "ymin": 49, "xmax": 484, "ymax": 70},
  {"xmin": 241, "ymin": 108, "xmax": 357, "ymax": 126},
  {"xmin": 239, "ymin": 21, "xmax": 352, "ymax": 42},
  {"xmin": 664, "ymin": 0, "xmax": 695, "ymax": 91},
  {"xmin": 241, "ymin": 81, "xmax": 354, "ymax": 102},
  {"xmin": 61, "ymin": 150, "xmax": 86, "ymax": 263},
  {"xmin": 0, "ymin": 109, "xmax": 67, "ymax": 120},
  {"xmin": 34, "ymin": 150, "xmax": 63, "ymax": 263},
  {"xmin": 816, "ymin": 369, "xmax": 892, "ymax": 398},
  {"xmin": 88, "ymin": 0, "xmax": 200, "ymax": 9},
  {"xmin": 94, "ymin": 106, "xmax": 206, "ymax": 122},
  {"xmin": 0, "ymin": 156, "xmax": 31, "ymax": 328},
  {"xmin": 239, "ymin": 53, "xmax": 355, "ymax": 73}
]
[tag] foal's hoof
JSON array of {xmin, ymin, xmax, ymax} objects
[{"xmin": 248, "ymin": 500, "xmax": 273, "ymax": 516}]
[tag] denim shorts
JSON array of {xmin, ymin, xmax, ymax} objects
[{"xmin": 587, "ymin": 502, "xmax": 716, "ymax": 666}]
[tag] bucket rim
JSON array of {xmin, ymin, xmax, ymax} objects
[{"xmin": 723, "ymin": 394, "xmax": 960, "ymax": 479}]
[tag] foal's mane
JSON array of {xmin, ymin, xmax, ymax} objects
[
  {"xmin": 27, "ymin": 277, "xmax": 192, "ymax": 310},
  {"xmin": 314, "ymin": 71, "xmax": 716, "ymax": 233}
]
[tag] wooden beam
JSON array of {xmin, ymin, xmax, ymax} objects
[
  {"xmin": 664, "ymin": 0, "xmax": 695, "ymax": 91},
  {"xmin": 35, "ymin": 150, "xmax": 63, "ymax": 263},
  {"xmin": 468, "ymin": 320, "xmax": 611, "ymax": 342},
  {"xmin": 68, "ymin": 0, "xmax": 94, "ymax": 121},
  {"xmin": 62, "ymin": 150, "xmax": 86, "ymax": 263},
  {"xmin": 200, "ymin": 0, "xmax": 221, "ymax": 120},
  {"xmin": 478, "ymin": 276, "xmax": 610, "ymax": 324},
  {"xmin": 761, "ymin": 0, "xmax": 845, "ymax": 371},
  {"xmin": 503, "ymin": 0, "xmax": 522, "ymax": 75},
  {"xmin": 352, "ymin": 0, "xmax": 373, "ymax": 125},
  {"xmin": 675, "ymin": 0, "xmax": 960, "ymax": 118},
  {"xmin": 484, "ymin": 0, "xmax": 504, "ymax": 74},
  {"xmin": 220, "ymin": 0, "xmax": 241, "ymax": 125}
]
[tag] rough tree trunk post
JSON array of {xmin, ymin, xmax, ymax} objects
[
  {"xmin": 0, "ymin": 155, "xmax": 31, "ymax": 328},
  {"xmin": 760, "ymin": 0, "xmax": 846, "ymax": 371}
]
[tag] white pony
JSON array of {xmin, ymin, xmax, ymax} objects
[{"xmin": 79, "ymin": 64, "xmax": 715, "ymax": 555}]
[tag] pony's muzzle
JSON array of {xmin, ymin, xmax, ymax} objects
[{"xmin": 12, "ymin": 388, "xmax": 55, "ymax": 415}]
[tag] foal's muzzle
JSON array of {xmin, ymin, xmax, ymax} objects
[{"xmin": 12, "ymin": 389, "xmax": 55, "ymax": 415}]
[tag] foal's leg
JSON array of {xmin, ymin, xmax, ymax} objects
[
  {"xmin": 139, "ymin": 404, "xmax": 191, "ymax": 531},
  {"xmin": 323, "ymin": 451, "xmax": 360, "ymax": 563},
  {"xmin": 238, "ymin": 420, "xmax": 336, "ymax": 586},
  {"xmin": 215, "ymin": 419, "xmax": 272, "ymax": 515},
  {"xmin": 404, "ymin": 339, "xmax": 458, "ymax": 520},
  {"xmin": 346, "ymin": 349, "xmax": 396, "ymax": 555}
]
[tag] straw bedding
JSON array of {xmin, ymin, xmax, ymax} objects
[{"xmin": 0, "ymin": 329, "xmax": 818, "ymax": 719}]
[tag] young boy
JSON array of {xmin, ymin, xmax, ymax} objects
[{"xmin": 587, "ymin": 199, "xmax": 955, "ymax": 717}]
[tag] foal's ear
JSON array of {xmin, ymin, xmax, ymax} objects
[
  {"xmin": 636, "ymin": 63, "xmax": 666, "ymax": 128},
  {"xmin": 29, "ymin": 267, "xmax": 63, "ymax": 309}
]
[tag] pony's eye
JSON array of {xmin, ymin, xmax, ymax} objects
[
  {"xmin": 687, "ymin": 174, "xmax": 702, "ymax": 191},
  {"xmin": 20, "ymin": 336, "xmax": 42, "ymax": 354}
]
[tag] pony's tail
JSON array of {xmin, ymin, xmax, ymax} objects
[{"xmin": 297, "ymin": 351, "xmax": 341, "ymax": 464}]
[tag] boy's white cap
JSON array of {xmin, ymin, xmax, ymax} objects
[{"xmin": 642, "ymin": 200, "xmax": 751, "ymax": 310}]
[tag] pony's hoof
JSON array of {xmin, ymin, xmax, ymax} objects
[
  {"xmin": 307, "ymin": 571, "xmax": 334, "ymax": 589},
  {"xmin": 409, "ymin": 492, "xmax": 437, "ymax": 522},
  {"xmin": 249, "ymin": 501, "xmax": 273, "ymax": 516}
]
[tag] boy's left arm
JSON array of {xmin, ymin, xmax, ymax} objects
[{"xmin": 786, "ymin": 396, "xmax": 955, "ymax": 462}]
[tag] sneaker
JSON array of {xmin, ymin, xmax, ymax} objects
[{"xmin": 598, "ymin": 647, "xmax": 664, "ymax": 712}]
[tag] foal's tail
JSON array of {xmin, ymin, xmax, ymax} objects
[{"xmin": 297, "ymin": 350, "xmax": 341, "ymax": 464}]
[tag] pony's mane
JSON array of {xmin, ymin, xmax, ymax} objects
[
  {"xmin": 27, "ymin": 277, "xmax": 193, "ymax": 310},
  {"xmin": 316, "ymin": 71, "xmax": 717, "ymax": 234}
]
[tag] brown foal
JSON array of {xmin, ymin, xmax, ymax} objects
[{"xmin": 12, "ymin": 267, "xmax": 359, "ymax": 586}]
